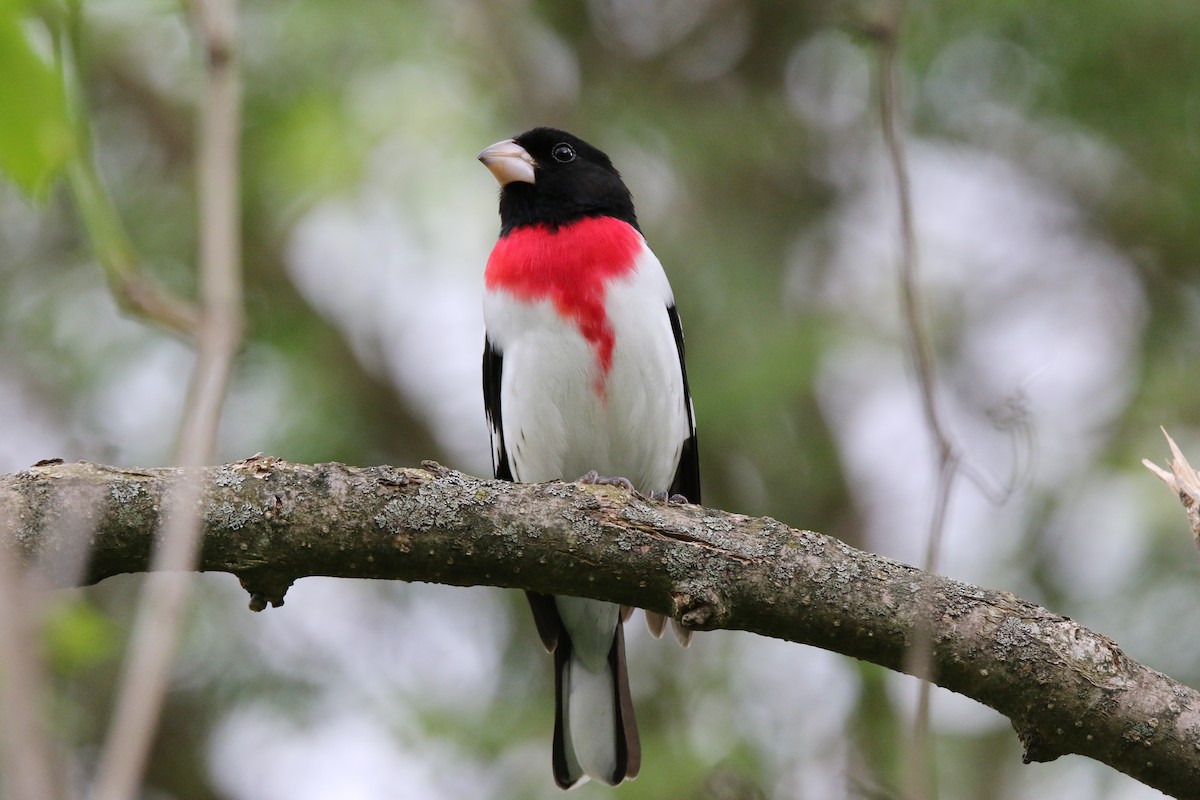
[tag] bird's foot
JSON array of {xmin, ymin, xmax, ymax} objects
[
  {"xmin": 649, "ymin": 490, "xmax": 690, "ymax": 504},
  {"xmin": 577, "ymin": 470, "xmax": 636, "ymax": 493}
]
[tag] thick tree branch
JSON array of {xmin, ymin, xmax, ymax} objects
[{"xmin": 3, "ymin": 458, "xmax": 1199, "ymax": 798}]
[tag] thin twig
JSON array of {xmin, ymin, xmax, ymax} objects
[
  {"xmin": 57, "ymin": 9, "xmax": 201, "ymax": 340},
  {"xmin": 874, "ymin": 2, "xmax": 961, "ymax": 798},
  {"xmin": 1143, "ymin": 427, "xmax": 1200, "ymax": 548},
  {"xmin": 90, "ymin": 0, "xmax": 243, "ymax": 796},
  {"xmin": 877, "ymin": 6, "xmax": 955, "ymax": 477},
  {"xmin": 0, "ymin": 459, "xmax": 102, "ymax": 800},
  {"xmin": 0, "ymin": 544, "xmax": 58, "ymax": 800}
]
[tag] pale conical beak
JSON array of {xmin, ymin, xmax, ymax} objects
[{"xmin": 478, "ymin": 139, "xmax": 536, "ymax": 186}]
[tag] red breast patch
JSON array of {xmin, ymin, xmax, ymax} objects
[{"xmin": 485, "ymin": 217, "xmax": 642, "ymax": 382}]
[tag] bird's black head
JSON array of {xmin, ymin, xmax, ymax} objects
[{"xmin": 478, "ymin": 127, "xmax": 639, "ymax": 235}]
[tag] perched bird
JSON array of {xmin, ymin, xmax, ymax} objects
[{"xmin": 478, "ymin": 128, "xmax": 700, "ymax": 788}]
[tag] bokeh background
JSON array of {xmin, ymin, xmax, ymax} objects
[{"xmin": 3, "ymin": 0, "xmax": 1200, "ymax": 797}]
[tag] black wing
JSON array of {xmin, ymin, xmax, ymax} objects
[
  {"xmin": 482, "ymin": 335, "xmax": 513, "ymax": 482},
  {"xmin": 666, "ymin": 304, "xmax": 701, "ymax": 504},
  {"xmin": 485, "ymin": 336, "xmax": 564, "ymax": 651}
]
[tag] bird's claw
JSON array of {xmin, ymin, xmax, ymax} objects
[{"xmin": 577, "ymin": 471, "xmax": 636, "ymax": 493}]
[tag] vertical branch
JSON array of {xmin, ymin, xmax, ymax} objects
[
  {"xmin": 873, "ymin": 1, "xmax": 961, "ymax": 797},
  {"xmin": 0, "ymin": 485, "xmax": 98, "ymax": 800},
  {"xmin": 0, "ymin": 545, "xmax": 58, "ymax": 800},
  {"xmin": 876, "ymin": 1, "xmax": 958, "ymax": 494},
  {"xmin": 90, "ymin": 0, "xmax": 243, "ymax": 797}
]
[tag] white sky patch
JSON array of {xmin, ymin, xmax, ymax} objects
[
  {"xmin": 84, "ymin": 337, "xmax": 191, "ymax": 465},
  {"xmin": 209, "ymin": 705, "xmax": 497, "ymax": 800},
  {"xmin": 286, "ymin": 136, "xmax": 496, "ymax": 476},
  {"xmin": 222, "ymin": 580, "xmax": 508, "ymax": 713},
  {"xmin": 731, "ymin": 636, "xmax": 855, "ymax": 800},
  {"xmin": 588, "ymin": 0, "xmax": 717, "ymax": 61},
  {"xmin": 0, "ymin": 375, "xmax": 69, "ymax": 472},
  {"xmin": 199, "ymin": 580, "xmax": 516, "ymax": 800},
  {"xmin": 802, "ymin": 140, "xmax": 1147, "ymax": 569},
  {"xmin": 1043, "ymin": 473, "xmax": 1151, "ymax": 602},
  {"xmin": 785, "ymin": 30, "xmax": 871, "ymax": 132}
]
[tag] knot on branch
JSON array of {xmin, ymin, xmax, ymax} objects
[
  {"xmin": 671, "ymin": 581, "xmax": 727, "ymax": 631},
  {"xmin": 238, "ymin": 570, "xmax": 294, "ymax": 612},
  {"xmin": 1016, "ymin": 720, "xmax": 1066, "ymax": 765}
]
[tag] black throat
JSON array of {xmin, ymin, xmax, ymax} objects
[{"xmin": 498, "ymin": 179, "xmax": 640, "ymax": 237}]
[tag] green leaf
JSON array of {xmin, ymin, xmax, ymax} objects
[
  {"xmin": 0, "ymin": 1, "xmax": 74, "ymax": 198},
  {"xmin": 44, "ymin": 598, "xmax": 119, "ymax": 674}
]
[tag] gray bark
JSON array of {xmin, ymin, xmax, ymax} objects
[{"xmin": 3, "ymin": 457, "xmax": 1198, "ymax": 798}]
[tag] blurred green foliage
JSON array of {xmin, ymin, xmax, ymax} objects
[{"xmin": 44, "ymin": 597, "xmax": 119, "ymax": 674}]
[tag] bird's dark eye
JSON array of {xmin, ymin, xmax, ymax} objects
[{"xmin": 551, "ymin": 143, "xmax": 576, "ymax": 163}]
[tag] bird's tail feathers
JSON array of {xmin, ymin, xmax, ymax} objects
[
  {"xmin": 644, "ymin": 610, "xmax": 693, "ymax": 646},
  {"xmin": 552, "ymin": 625, "xmax": 640, "ymax": 789}
]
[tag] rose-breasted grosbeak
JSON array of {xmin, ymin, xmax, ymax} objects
[{"xmin": 478, "ymin": 128, "xmax": 699, "ymax": 788}]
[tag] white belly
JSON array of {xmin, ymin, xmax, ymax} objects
[{"xmin": 484, "ymin": 251, "xmax": 688, "ymax": 494}]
